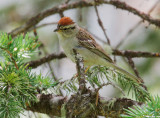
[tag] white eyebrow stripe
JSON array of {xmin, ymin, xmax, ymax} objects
[{"xmin": 60, "ymin": 24, "xmax": 76, "ymax": 29}]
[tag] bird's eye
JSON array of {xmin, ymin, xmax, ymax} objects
[{"xmin": 63, "ymin": 28, "xmax": 67, "ymax": 30}]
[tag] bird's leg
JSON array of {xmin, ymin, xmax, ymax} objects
[
  {"xmin": 96, "ymin": 91, "xmax": 99, "ymax": 106},
  {"xmin": 74, "ymin": 66, "xmax": 90, "ymax": 78},
  {"xmin": 84, "ymin": 66, "xmax": 90, "ymax": 73}
]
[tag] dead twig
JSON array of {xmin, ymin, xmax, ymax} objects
[
  {"xmin": 9, "ymin": 0, "xmax": 160, "ymax": 37},
  {"xmin": 94, "ymin": 0, "xmax": 111, "ymax": 45},
  {"xmin": 96, "ymin": 82, "xmax": 125, "ymax": 96},
  {"xmin": 115, "ymin": 0, "xmax": 160, "ymax": 49},
  {"xmin": 33, "ymin": 29, "xmax": 63, "ymax": 96},
  {"xmin": 25, "ymin": 49, "xmax": 160, "ymax": 69},
  {"xmin": 73, "ymin": 49, "xmax": 86, "ymax": 93},
  {"xmin": 126, "ymin": 57, "xmax": 141, "ymax": 79},
  {"xmin": 29, "ymin": 22, "xmax": 57, "ymax": 32},
  {"xmin": 113, "ymin": 49, "xmax": 160, "ymax": 58},
  {"xmin": 25, "ymin": 53, "xmax": 66, "ymax": 69}
]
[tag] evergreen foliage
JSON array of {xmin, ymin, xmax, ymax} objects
[
  {"xmin": 0, "ymin": 32, "xmax": 57, "ymax": 118},
  {"xmin": 121, "ymin": 96, "xmax": 160, "ymax": 117},
  {"xmin": 86, "ymin": 66, "xmax": 149, "ymax": 102},
  {"xmin": 56, "ymin": 66, "xmax": 150, "ymax": 102}
]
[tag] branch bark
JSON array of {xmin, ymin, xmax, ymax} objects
[
  {"xmin": 127, "ymin": 57, "xmax": 141, "ymax": 78},
  {"xmin": 113, "ymin": 49, "xmax": 160, "ymax": 58},
  {"xmin": 94, "ymin": 1, "xmax": 111, "ymax": 45},
  {"xmin": 26, "ymin": 93, "xmax": 142, "ymax": 117},
  {"xmin": 115, "ymin": 0, "xmax": 159, "ymax": 49},
  {"xmin": 73, "ymin": 49, "xmax": 86, "ymax": 93},
  {"xmin": 26, "ymin": 49, "xmax": 160, "ymax": 69},
  {"xmin": 9, "ymin": 0, "xmax": 160, "ymax": 37},
  {"xmin": 25, "ymin": 53, "xmax": 66, "ymax": 69}
]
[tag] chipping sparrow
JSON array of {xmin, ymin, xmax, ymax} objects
[{"xmin": 54, "ymin": 17, "xmax": 141, "ymax": 83}]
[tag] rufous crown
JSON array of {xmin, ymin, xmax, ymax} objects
[{"xmin": 58, "ymin": 17, "xmax": 74, "ymax": 26}]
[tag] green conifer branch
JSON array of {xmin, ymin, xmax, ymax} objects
[{"xmin": 0, "ymin": 32, "xmax": 58, "ymax": 118}]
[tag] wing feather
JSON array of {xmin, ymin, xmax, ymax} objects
[{"xmin": 76, "ymin": 28, "xmax": 113, "ymax": 63}]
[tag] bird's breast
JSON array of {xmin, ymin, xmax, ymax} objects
[{"xmin": 59, "ymin": 36, "xmax": 79, "ymax": 62}]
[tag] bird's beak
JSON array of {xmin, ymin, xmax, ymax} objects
[{"xmin": 54, "ymin": 28, "xmax": 59, "ymax": 32}]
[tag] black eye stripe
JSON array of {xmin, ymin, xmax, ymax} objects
[{"xmin": 61, "ymin": 26, "xmax": 75, "ymax": 30}]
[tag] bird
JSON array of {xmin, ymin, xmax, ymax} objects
[{"xmin": 54, "ymin": 16, "xmax": 141, "ymax": 83}]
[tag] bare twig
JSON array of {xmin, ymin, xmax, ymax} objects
[
  {"xmin": 147, "ymin": 0, "xmax": 159, "ymax": 15},
  {"xmin": 29, "ymin": 22, "xmax": 57, "ymax": 32},
  {"xmin": 113, "ymin": 49, "xmax": 160, "ymax": 58},
  {"xmin": 114, "ymin": 0, "xmax": 160, "ymax": 87},
  {"xmin": 47, "ymin": 62, "xmax": 57, "ymax": 81},
  {"xmin": 59, "ymin": 12, "xmax": 64, "ymax": 18},
  {"xmin": 25, "ymin": 49, "xmax": 160, "ymax": 69},
  {"xmin": 73, "ymin": 49, "xmax": 86, "ymax": 93},
  {"xmin": 25, "ymin": 53, "xmax": 66, "ymax": 69},
  {"xmin": 94, "ymin": 0, "xmax": 111, "ymax": 45},
  {"xmin": 95, "ymin": 82, "xmax": 125, "ymax": 106},
  {"xmin": 115, "ymin": 0, "xmax": 160, "ymax": 49},
  {"xmin": 97, "ymin": 82, "xmax": 125, "ymax": 96},
  {"xmin": 115, "ymin": 21, "xmax": 141, "ymax": 49},
  {"xmin": 9, "ymin": 0, "xmax": 160, "ymax": 37},
  {"xmin": 33, "ymin": 28, "xmax": 64, "ymax": 96},
  {"xmin": 42, "ymin": 48, "xmax": 63, "ymax": 96},
  {"xmin": 106, "ymin": 0, "xmax": 160, "ymax": 27},
  {"xmin": 126, "ymin": 57, "xmax": 141, "ymax": 78},
  {"xmin": 32, "ymin": 28, "xmax": 60, "ymax": 83},
  {"xmin": 78, "ymin": 8, "xmax": 83, "ymax": 22},
  {"xmin": 122, "ymin": 57, "xmax": 147, "ymax": 90},
  {"xmin": 65, "ymin": 0, "xmax": 70, "ymax": 4}
]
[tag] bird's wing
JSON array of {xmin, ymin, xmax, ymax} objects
[{"xmin": 76, "ymin": 28, "xmax": 113, "ymax": 63}]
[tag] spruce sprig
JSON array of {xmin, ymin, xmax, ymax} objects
[
  {"xmin": 55, "ymin": 66, "xmax": 150, "ymax": 102},
  {"xmin": 0, "ymin": 32, "xmax": 57, "ymax": 118},
  {"xmin": 121, "ymin": 96, "xmax": 160, "ymax": 117},
  {"xmin": 87, "ymin": 66, "xmax": 150, "ymax": 102}
]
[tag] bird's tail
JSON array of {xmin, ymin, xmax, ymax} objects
[{"xmin": 107, "ymin": 63, "xmax": 142, "ymax": 83}]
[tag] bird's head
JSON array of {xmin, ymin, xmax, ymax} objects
[{"xmin": 54, "ymin": 17, "xmax": 78, "ymax": 38}]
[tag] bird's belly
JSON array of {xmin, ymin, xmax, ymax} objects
[
  {"xmin": 62, "ymin": 46, "xmax": 76, "ymax": 63},
  {"xmin": 77, "ymin": 48, "xmax": 107, "ymax": 66},
  {"xmin": 59, "ymin": 38, "xmax": 77, "ymax": 62},
  {"xmin": 62, "ymin": 45, "xmax": 107, "ymax": 66}
]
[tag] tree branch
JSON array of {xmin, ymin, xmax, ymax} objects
[
  {"xmin": 106, "ymin": 0, "xmax": 160, "ymax": 27},
  {"xmin": 25, "ymin": 53, "xmax": 66, "ymax": 68},
  {"xmin": 73, "ymin": 49, "xmax": 86, "ymax": 93},
  {"xmin": 126, "ymin": 57, "xmax": 141, "ymax": 78},
  {"xmin": 115, "ymin": 0, "xmax": 159, "ymax": 49},
  {"xmin": 29, "ymin": 22, "xmax": 57, "ymax": 32},
  {"xmin": 94, "ymin": 0, "xmax": 111, "ymax": 45},
  {"xmin": 9, "ymin": 0, "xmax": 160, "ymax": 37},
  {"xmin": 113, "ymin": 49, "xmax": 160, "ymax": 58},
  {"xmin": 26, "ymin": 49, "xmax": 160, "ymax": 69},
  {"xmin": 26, "ymin": 93, "xmax": 142, "ymax": 117}
]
